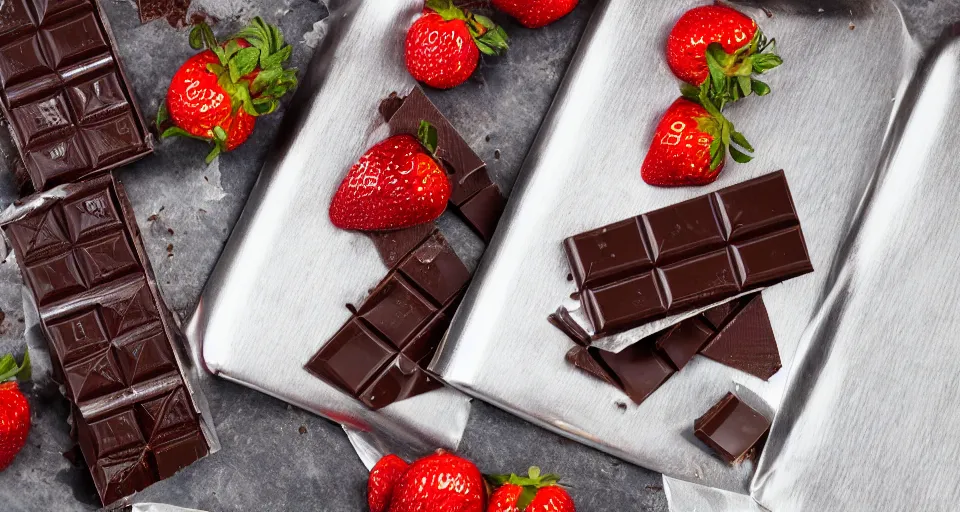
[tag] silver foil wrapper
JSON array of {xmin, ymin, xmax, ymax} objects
[
  {"xmin": 184, "ymin": 0, "xmax": 472, "ymax": 455},
  {"xmin": 738, "ymin": 20, "xmax": 960, "ymax": 512},
  {"xmin": 432, "ymin": 0, "xmax": 917, "ymax": 493}
]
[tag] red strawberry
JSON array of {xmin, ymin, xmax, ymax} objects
[
  {"xmin": 487, "ymin": 467, "xmax": 575, "ymax": 512},
  {"xmin": 641, "ymin": 97, "xmax": 752, "ymax": 187},
  {"xmin": 158, "ymin": 17, "xmax": 298, "ymax": 162},
  {"xmin": 0, "ymin": 350, "xmax": 31, "ymax": 472},
  {"xmin": 388, "ymin": 451, "xmax": 485, "ymax": 512},
  {"xmin": 330, "ymin": 121, "xmax": 451, "ymax": 231},
  {"xmin": 666, "ymin": 5, "xmax": 781, "ymax": 105},
  {"xmin": 405, "ymin": 0, "xmax": 509, "ymax": 89},
  {"xmin": 369, "ymin": 454, "xmax": 409, "ymax": 512},
  {"xmin": 492, "ymin": 0, "xmax": 578, "ymax": 29}
]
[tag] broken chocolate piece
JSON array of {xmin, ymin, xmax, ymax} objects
[
  {"xmin": 565, "ymin": 346, "xmax": 617, "ymax": 387},
  {"xmin": 458, "ymin": 183, "xmax": 506, "ymax": 243},
  {"xmin": 654, "ymin": 317, "xmax": 714, "ymax": 370},
  {"xmin": 136, "ymin": 0, "xmax": 190, "ymax": 25},
  {"xmin": 594, "ymin": 342, "xmax": 675, "ymax": 405},
  {"xmin": 694, "ymin": 393, "xmax": 770, "ymax": 464},
  {"xmin": 366, "ymin": 225, "xmax": 437, "ymax": 268},
  {"xmin": 699, "ymin": 295, "xmax": 782, "ymax": 379},
  {"xmin": 306, "ymin": 232, "xmax": 469, "ymax": 409}
]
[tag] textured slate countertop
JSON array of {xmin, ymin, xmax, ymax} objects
[{"xmin": 0, "ymin": 0, "xmax": 957, "ymax": 510}]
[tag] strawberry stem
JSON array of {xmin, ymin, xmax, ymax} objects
[
  {"xmin": 685, "ymin": 84, "xmax": 754, "ymax": 170},
  {"xmin": 702, "ymin": 29, "xmax": 782, "ymax": 108},
  {"xmin": 425, "ymin": 0, "xmax": 509, "ymax": 56}
]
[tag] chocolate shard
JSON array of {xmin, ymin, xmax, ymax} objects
[
  {"xmin": 136, "ymin": 0, "xmax": 191, "ymax": 25},
  {"xmin": 565, "ymin": 346, "xmax": 617, "ymax": 387},
  {"xmin": 549, "ymin": 306, "xmax": 591, "ymax": 346},
  {"xmin": 654, "ymin": 317, "xmax": 714, "ymax": 370},
  {"xmin": 694, "ymin": 393, "xmax": 770, "ymax": 464},
  {"xmin": 306, "ymin": 232, "xmax": 469, "ymax": 409},
  {"xmin": 593, "ymin": 343, "xmax": 675, "ymax": 405},
  {"xmin": 700, "ymin": 299, "xmax": 740, "ymax": 330},
  {"xmin": 699, "ymin": 294, "xmax": 781, "ymax": 380},
  {"xmin": 564, "ymin": 171, "xmax": 812, "ymax": 338},
  {"xmin": 388, "ymin": 86, "xmax": 485, "ymax": 178}
]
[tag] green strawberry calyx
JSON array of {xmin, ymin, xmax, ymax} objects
[
  {"xmin": 157, "ymin": 16, "xmax": 299, "ymax": 163},
  {"xmin": 486, "ymin": 467, "xmax": 562, "ymax": 511},
  {"xmin": 425, "ymin": 0, "xmax": 510, "ymax": 56},
  {"xmin": 417, "ymin": 120, "xmax": 439, "ymax": 155},
  {"xmin": 702, "ymin": 29, "xmax": 782, "ymax": 109},
  {"xmin": 0, "ymin": 349, "xmax": 31, "ymax": 383},
  {"xmin": 682, "ymin": 83, "xmax": 754, "ymax": 171}
]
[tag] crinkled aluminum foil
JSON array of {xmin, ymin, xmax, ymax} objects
[
  {"xmin": 184, "ymin": 0, "xmax": 473, "ymax": 457},
  {"xmin": 432, "ymin": 0, "xmax": 918, "ymax": 494}
]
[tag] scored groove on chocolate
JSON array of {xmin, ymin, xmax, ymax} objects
[
  {"xmin": 306, "ymin": 231, "xmax": 470, "ymax": 409},
  {"xmin": 0, "ymin": 0, "xmax": 152, "ymax": 193},
  {"xmin": 0, "ymin": 176, "xmax": 208, "ymax": 505},
  {"xmin": 564, "ymin": 171, "xmax": 812, "ymax": 337}
]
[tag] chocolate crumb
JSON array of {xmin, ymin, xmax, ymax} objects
[
  {"xmin": 147, "ymin": 214, "xmax": 159, "ymax": 222},
  {"xmin": 167, "ymin": 228, "xmax": 175, "ymax": 235},
  {"xmin": 762, "ymin": 7, "xmax": 773, "ymax": 18},
  {"xmin": 204, "ymin": 176, "xmax": 209, "ymax": 182},
  {"xmin": 485, "ymin": 135, "xmax": 491, "ymax": 142},
  {"xmin": 198, "ymin": 208, "xmax": 207, "ymax": 214},
  {"xmin": 849, "ymin": 23, "xmax": 855, "ymax": 30},
  {"xmin": 616, "ymin": 401, "xmax": 627, "ymax": 411},
  {"xmin": 298, "ymin": 425, "xmax": 307, "ymax": 435},
  {"xmin": 494, "ymin": 149, "xmax": 501, "ymax": 160},
  {"xmin": 646, "ymin": 485, "xmax": 663, "ymax": 491},
  {"xmin": 566, "ymin": 273, "xmax": 573, "ymax": 281}
]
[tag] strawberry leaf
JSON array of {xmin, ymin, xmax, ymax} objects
[
  {"xmin": 229, "ymin": 47, "xmax": 261, "ymax": 83},
  {"xmin": 709, "ymin": 139, "xmax": 724, "ymax": 170},
  {"xmin": 418, "ymin": 120, "xmax": 438, "ymax": 155},
  {"xmin": 730, "ymin": 130, "xmax": 754, "ymax": 152},
  {"xmin": 189, "ymin": 24, "xmax": 204, "ymax": 50},
  {"xmin": 251, "ymin": 67, "xmax": 281, "ymax": 95},
  {"xmin": 161, "ymin": 126, "xmax": 208, "ymax": 141},
  {"xmin": 0, "ymin": 350, "xmax": 30, "ymax": 382},
  {"xmin": 426, "ymin": 0, "xmax": 465, "ymax": 20},
  {"xmin": 475, "ymin": 26, "xmax": 509, "ymax": 56},
  {"xmin": 155, "ymin": 104, "xmax": 169, "ymax": 131},
  {"xmin": 261, "ymin": 45, "xmax": 293, "ymax": 70},
  {"xmin": 729, "ymin": 145, "xmax": 753, "ymax": 163},
  {"xmin": 486, "ymin": 474, "xmax": 511, "ymax": 486},
  {"xmin": 517, "ymin": 487, "xmax": 537, "ymax": 511},
  {"xmin": 737, "ymin": 75, "xmax": 752, "ymax": 98},
  {"xmin": 751, "ymin": 79, "xmax": 771, "ymax": 96}
]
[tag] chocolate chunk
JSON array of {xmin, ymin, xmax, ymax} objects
[
  {"xmin": 388, "ymin": 87, "xmax": 484, "ymax": 178},
  {"xmin": 594, "ymin": 342, "xmax": 675, "ymax": 405},
  {"xmin": 654, "ymin": 317, "xmax": 714, "ymax": 370},
  {"xmin": 0, "ymin": 176, "xmax": 209, "ymax": 505},
  {"xmin": 458, "ymin": 183, "xmax": 506, "ymax": 242},
  {"xmin": 379, "ymin": 92, "xmax": 404, "ymax": 122},
  {"xmin": 548, "ymin": 307, "xmax": 591, "ymax": 346},
  {"xmin": 700, "ymin": 299, "xmax": 740, "ymax": 330},
  {"xmin": 699, "ymin": 295, "xmax": 781, "ymax": 379},
  {"xmin": 366, "ymin": 225, "xmax": 437, "ymax": 268},
  {"xmin": 565, "ymin": 171, "xmax": 812, "ymax": 338},
  {"xmin": 136, "ymin": 0, "xmax": 191, "ymax": 25},
  {"xmin": 694, "ymin": 393, "xmax": 770, "ymax": 464},
  {"xmin": 0, "ymin": 0, "xmax": 152, "ymax": 193},
  {"xmin": 565, "ymin": 345, "xmax": 617, "ymax": 387},
  {"xmin": 449, "ymin": 168, "xmax": 493, "ymax": 206},
  {"xmin": 398, "ymin": 232, "xmax": 471, "ymax": 306},
  {"xmin": 306, "ymin": 233, "xmax": 468, "ymax": 409}
]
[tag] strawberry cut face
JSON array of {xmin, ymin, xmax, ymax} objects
[{"xmin": 330, "ymin": 134, "xmax": 452, "ymax": 231}]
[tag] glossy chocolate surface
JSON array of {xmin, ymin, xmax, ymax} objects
[
  {"xmin": 564, "ymin": 171, "xmax": 812, "ymax": 337},
  {"xmin": 693, "ymin": 392, "xmax": 770, "ymax": 464},
  {"xmin": 306, "ymin": 231, "xmax": 468, "ymax": 409},
  {"xmin": 699, "ymin": 294, "xmax": 781, "ymax": 380},
  {"xmin": 0, "ymin": 0, "xmax": 152, "ymax": 193},
  {"xmin": 0, "ymin": 176, "xmax": 208, "ymax": 504}
]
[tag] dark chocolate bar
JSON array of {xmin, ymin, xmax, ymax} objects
[
  {"xmin": 386, "ymin": 87, "xmax": 506, "ymax": 242},
  {"xmin": 564, "ymin": 171, "xmax": 812, "ymax": 337},
  {"xmin": 694, "ymin": 392, "xmax": 770, "ymax": 464},
  {"xmin": 0, "ymin": 0, "xmax": 153, "ymax": 193},
  {"xmin": 0, "ymin": 175, "xmax": 208, "ymax": 505},
  {"xmin": 564, "ymin": 294, "xmax": 780, "ymax": 405},
  {"xmin": 306, "ymin": 231, "xmax": 470, "ymax": 409}
]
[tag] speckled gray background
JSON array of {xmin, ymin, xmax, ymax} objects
[{"xmin": 0, "ymin": 0, "xmax": 957, "ymax": 510}]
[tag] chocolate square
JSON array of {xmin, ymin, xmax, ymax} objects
[
  {"xmin": 564, "ymin": 217, "xmax": 653, "ymax": 289},
  {"xmin": 358, "ymin": 274, "xmax": 437, "ymax": 348},
  {"xmin": 305, "ymin": 320, "xmax": 395, "ymax": 395},
  {"xmin": 694, "ymin": 393, "xmax": 770, "ymax": 464},
  {"xmin": 398, "ymin": 233, "xmax": 470, "ymax": 306}
]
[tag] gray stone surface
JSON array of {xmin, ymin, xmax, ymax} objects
[{"xmin": 0, "ymin": 0, "xmax": 957, "ymax": 510}]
